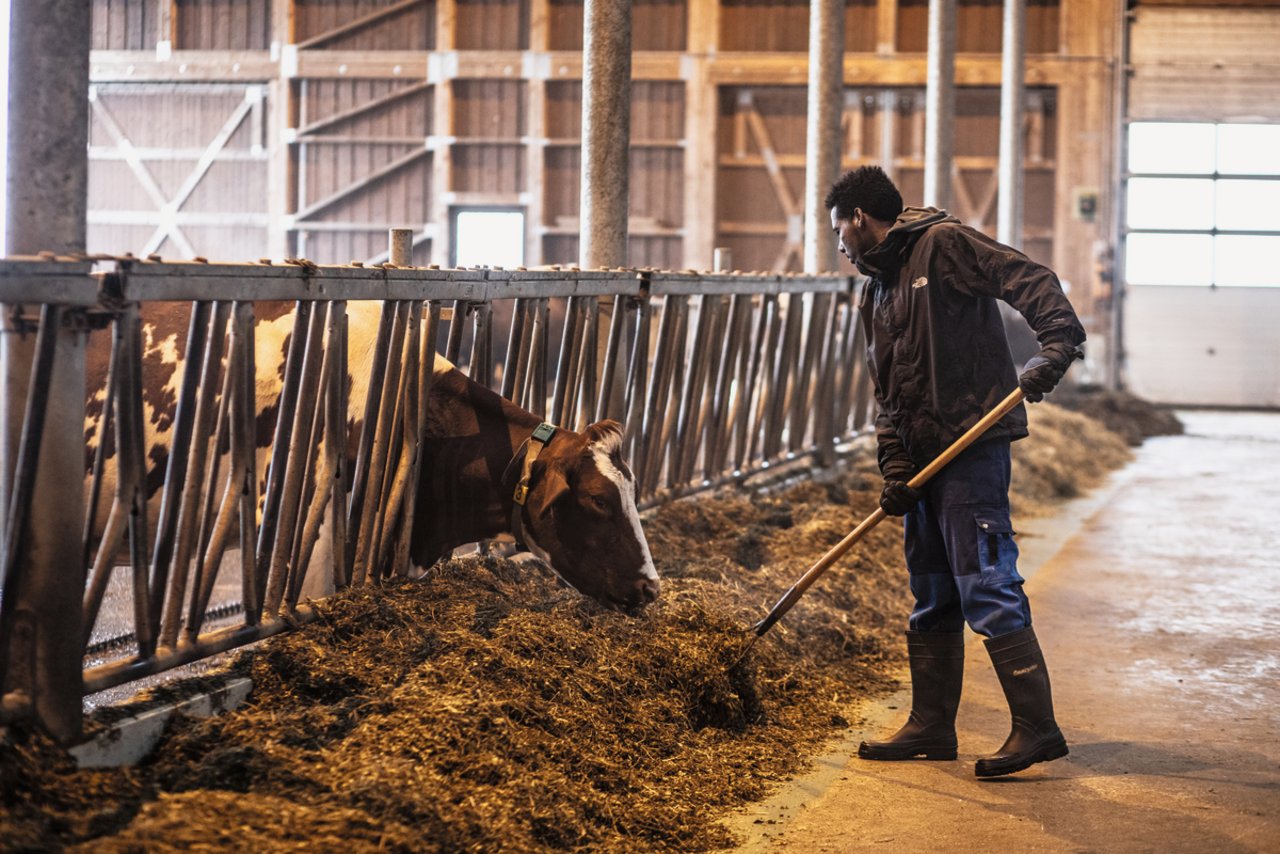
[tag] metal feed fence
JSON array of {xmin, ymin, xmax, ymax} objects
[{"xmin": 0, "ymin": 240, "xmax": 873, "ymax": 742}]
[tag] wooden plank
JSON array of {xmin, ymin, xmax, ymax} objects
[
  {"xmin": 292, "ymin": 145, "xmax": 430, "ymax": 223},
  {"xmin": 296, "ymin": 0, "xmax": 428, "ymax": 50},
  {"xmin": 296, "ymin": 80, "xmax": 431, "ymax": 137}
]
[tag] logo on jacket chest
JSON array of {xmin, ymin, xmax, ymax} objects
[{"xmin": 911, "ymin": 276, "xmax": 929, "ymax": 289}]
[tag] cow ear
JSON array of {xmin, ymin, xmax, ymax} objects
[
  {"xmin": 584, "ymin": 419, "xmax": 623, "ymax": 450},
  {"xmin": 529, "ymin": 465, "xmax": 570, "ymax": 519}
]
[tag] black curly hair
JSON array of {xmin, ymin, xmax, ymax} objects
[{"xmin": 824, "ymin": 166, "xmax": 904, "ymax": 223}]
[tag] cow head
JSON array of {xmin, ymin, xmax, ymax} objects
[{"xmin": 518, "ymin": 420, "xmax": 660, "ymax": 612}]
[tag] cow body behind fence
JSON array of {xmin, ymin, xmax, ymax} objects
[{"xmin": 82, "ymin": 299, "xmax": 659, "ymax": 622}]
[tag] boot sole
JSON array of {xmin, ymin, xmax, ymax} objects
[
  {"xmin": 974, "ymin": 738, "xmax": 1069, "ymax": 778},
  {"xmin": 858, "ymin": 743, "xmax": 958, "ymax": 761}
]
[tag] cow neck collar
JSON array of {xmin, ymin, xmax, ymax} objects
[{"xmin": 509, "ymin": 421, "xmax": 558, "ymax": 548}]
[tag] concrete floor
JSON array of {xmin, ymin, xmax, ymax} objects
[{"xmin": 728, "ymin": 411, "xmax": 1280, "ymax": 853}]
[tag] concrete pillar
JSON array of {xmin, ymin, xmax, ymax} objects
[
  {"xmin": 802, "ymin": 0, "xmax": 845, "ymax": 273},
  {"xmin": 997, "ymin": 0, "xmax": 1027, "ymax": 248},
  {"xmin": 578, "ymin": 0, "xmax": 631, "ymax": 269},
  {"xmin": 0, "ymin": 0, "xmax": 92, "ymax": 742},
  {"xmin": 923, "ymin": 0, "xmax": 957, "ymax": 212}
]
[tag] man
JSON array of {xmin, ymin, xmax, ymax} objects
[{"xmin": 825, "ymin": 165, "xmax": 1084, "ymax": 778}]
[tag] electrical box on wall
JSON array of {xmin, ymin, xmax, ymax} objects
[{"xmin": 1074, "ymin": 188, "xmax": 1099, "ymax": 223}]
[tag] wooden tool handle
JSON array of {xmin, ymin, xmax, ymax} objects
[{"xmin": 751, "ymin": 387, "xmax": 1026, "ymax": 638}]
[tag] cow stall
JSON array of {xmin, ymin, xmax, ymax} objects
[{"xmin": 0, "ymin": 244, "xmax": 873, "ymax": 742}]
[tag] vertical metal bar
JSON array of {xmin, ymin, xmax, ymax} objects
[
  {"xmin": 81, "ymin": 325, "xmax": 120, "ymax": 572},
  {"xmin": 327, "ymin": 300, "xmax": 350, "ymax": 589},
  {"xmin": 791, "ymin": 292, "xmax": 829, "ymax": 454},
  {"xmin": 264, "ymin": 305, "xmax": 327, "ymax": 615},
  {"xmin": 161, "ymin": 302, "xmax": 230, "ymax": 648},
  {"xmin": 255, "ymin": 300, "xmax": 311, "ymax": 612},
  {"xmin": 369, "ymin": 301, "xmax": 420, "ymax": 579},
  {"xmin": 746, "ymin": 294, "xmax": 781, "ymax": 465},
  {"xmin": 351, "ymin": 302, "xmax": 408, "ymax": 586},
  {"xmin": 576, "ymin": 296, "xmax": 599, "ymax": 429},
  {"xmin": 710, "ymin": 292, "xmax": 750, "ymax": 477},
  {"xmin": 345, "ymin": 301, "xmax": 393, "ymax": 572},
  {"xmin": 638, "ymin": 295, "xmax": 679, "ymax": 493},
  {"xmin": 118, "ymin": 307, "xmax": 153, "ymax": 653},
  {"xmin": 147, "ymin": 301, "xmax": 212, "ymax": 647},
  {"xmin": 621, "ymin": 291, "xmax": 650, "ymax": 466},
  {"xmin": 673, "ymin": 294, "xmax": 716, "ymax": 487},
  {"xmin": 730, "ymin": 295, "xmax": 765, "ymax": 474},
  {"xmin": 998, "ymin": 0, "xmax": 1027, "ymax": 249},
  {"xmin": 550, "ymin": 296, "xmax": 580, "ymax": 426},
  {"xmin": 530, "ymin": 298, "xmax": 550, "ymax": 417},
  {"xmin": 471, "ymin": 301, "xmax": 492, "ymax": 388},
  {"xmin": 924, "ymin": 0, "xmax": 957, "ymax": 210},
  {"xmin": 652, "ymin": 296, "xmax": 690, "ymax": 491},
  {"xmin": 230, "ymin": 302, "xmax": 260, "ymax": 625},
  {"xmin": 81, "ymin": 501, "xmax": 126, "ymax": 652},
  {"xmin": 445, "ymin": 300, "xmax": 466, "ymax": 365},
  {"xmin": 579, "ymin": 0, "xmax": 631, "ymax": 269},
  {"xmin": 766, "ymin": 293, "xmax": 805, "ymax": 459},
  {"xmin": 803, "ymin": 0, "xmax": 846, "ymax": 273},
  {"xmin": 502, "ymin": 297, "xmax": 529, "ymax": 401},
  {"xmin": 811, "ymin": 293, "xmax": 839, "ymax": 466},
  {"xmin": 394, "ymin": 300, "xmax": 441, "ymax": 575},
  {"xmin": 595, "ymin": 290, "xmax": 629, "ymax": 423},
  {"xmin": 0, "ymin": 305, "xmax": 64, "ymax": 698}
]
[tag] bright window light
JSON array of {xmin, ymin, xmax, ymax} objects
[
  {"xmin": 1217, "ymin": 125, "xmax": 1280, "ymax": 176},
  {"xmin": 1214, "ymin": 236, "xmax": 1280, "ymax": 287},
  {"xmin": 1128, "ymin": 123, "xmax": 1215, "ymax": 175},
  {"xmin": 453, "ymin": 209, "xmax": 524, "ymax": 270},
  {"xmin": 1125, "ymin": 233, "xmax": 1213, "ymax": 286},
  {"xmin": 1126, "ymin": 178, "xmax": 1214, "ymax": 230},
  {"xmin": 1215, "ymin": 180, "xmax": 1280, "ymax": 232}
]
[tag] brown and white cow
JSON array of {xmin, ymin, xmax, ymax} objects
[{"xmin": 84, "ymin": 300, "xmax": 659, "ymax": 612}]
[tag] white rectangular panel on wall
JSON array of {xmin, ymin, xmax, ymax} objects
[{"xmin": 1124, "ymin": 286, "xmax": 1280, "ymax": 409}]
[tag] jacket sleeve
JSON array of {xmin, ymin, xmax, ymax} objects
[
  {"xmin": 947, "ymin": 227, "xmax": 1086, "ymax": 349},
  {"xmin": 875, "ymin": 406, "xmax": 917, "ymax": 482}
]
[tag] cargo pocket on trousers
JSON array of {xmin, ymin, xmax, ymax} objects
[{"xmin": 974, "ymin": 509, "xmax": 1024, "ymax": 590}]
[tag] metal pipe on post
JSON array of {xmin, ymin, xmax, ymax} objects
[
  {"xmin": 803, "ymin": 0, "xmax": 845, "ymax": 274},
  {"xmin": 0, "ymin": 0, "xmax": 92, "ymax": 742},
  {"xmin": 997, "ymin": 0, "xmax": 1027, "ymax": 248},
  {"xmin": 578, "ymin": 0, "xmax": 630, "ymax": 419},
  {"xmin": 924, "ymin": 0, "xmax": 957, "ymax": 211}
]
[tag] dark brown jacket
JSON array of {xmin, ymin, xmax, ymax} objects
[{"xmin": 856, "ymin": 207, "xmax": 1086, "ymax": 479}]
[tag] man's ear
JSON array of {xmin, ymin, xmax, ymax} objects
[{"xmin": 527, "ymin": 465, "xmax": 570, "ymax": 520}]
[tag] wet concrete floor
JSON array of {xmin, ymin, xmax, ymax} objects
[{"xmin": 727, "ymin": 411, "xmax": 1280, "ymax": 853}]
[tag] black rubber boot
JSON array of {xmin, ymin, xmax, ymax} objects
[
  {"xmin": 858, "ymin": 631, "xmax": 965, "ymax": 761},
  {"xmin": 975, "ymin": 626, "xmax": 1069, "ymax": 778}
]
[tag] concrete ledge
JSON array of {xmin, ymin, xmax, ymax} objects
[{"xmin": 70, "ymin": 676, "xmax": 253, "ymax": 768}]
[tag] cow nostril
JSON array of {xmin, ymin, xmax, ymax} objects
[{"xmin": 634, "ymin": 577, "xmax": 660, "ymax": 605}]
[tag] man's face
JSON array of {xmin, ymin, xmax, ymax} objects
[{"xmin": 830, "ymin": 206, "xmax": 873, "ymax": 266}]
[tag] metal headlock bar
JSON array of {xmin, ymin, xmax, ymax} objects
[{"xmin": 0, "ymin": 241, "xmax": 871, "ymax": 742}]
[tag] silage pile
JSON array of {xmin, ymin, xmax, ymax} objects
[{"xmin": 1, "ymin": 397, "xmax": 1152, "ymax": 853}]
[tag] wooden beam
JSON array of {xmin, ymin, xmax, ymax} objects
[
  {"xmin": 90, "ymin": 50, "xmax": 278, "ymax": 81},
  {"xmin": 683, "ymin": 56, "xmax": 715, "ymax": 271},
  {"xmin": 876, "ymin": 0, "xmax": 897, "ymax": 54},
  {"xmin": 296, "ymin": 0, "xmax": 428, "ymax": 50},
  {"xmin": 296, "ymin": 80, "xmax": 431, "ymax": 137},
  {"xmin": 292, "ymin": 146, "xmax": 431, "ymax": 223}
]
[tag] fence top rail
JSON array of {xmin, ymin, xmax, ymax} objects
[
  {"xmin": 0, "ymin": 257, "xmax": 100, "ymax": 306},
  {"xmin": 0, "ymin": 256, "xmax": 857, "ymax": 305}
]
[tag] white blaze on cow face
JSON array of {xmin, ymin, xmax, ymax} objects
[{"xmin": 588, "ymin": 431, "xmax": 658, "ymax": 584}]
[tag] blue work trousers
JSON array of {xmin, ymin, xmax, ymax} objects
[{"xmin": 902, "ymin": 437, "xmax": 1031, "ymax": 638}]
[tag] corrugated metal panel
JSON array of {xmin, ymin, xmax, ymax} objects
[
  {"xmin": 1129, "ymin": 7, "xmax": 1280, "ymax": 120},
  {"xmin": 897, "ymin": 0, "xmax": 1060, "ymax": 54},
  {"xmin": 294, "ymin": 0, "xmax": 435, "ymax": 49},
  {"xmin": 93, "ymin": 0, "xmax": 161, "ymax": 50},
  {"xmin": 175, "ymin": 0, "xmax": 272, "ymax": 50},
  {"xmin": 455, "ymin": 0, "xmax": 528, "ymax": 50}
]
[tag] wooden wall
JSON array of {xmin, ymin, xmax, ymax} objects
[{"xmin": 86, "ymin": 0, "xmax": 1119, "ymax": 322}]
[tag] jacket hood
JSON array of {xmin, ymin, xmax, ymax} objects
[{"xmin": 856, "ymin": 206, "xmax": 958, "ymax": 278}]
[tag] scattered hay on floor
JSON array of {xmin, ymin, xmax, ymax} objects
[{"xmin": 1, "ymin": 400, "xmax": 1158, "ymax": 852}]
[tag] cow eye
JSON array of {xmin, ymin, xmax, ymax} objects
[{"xmin": 592, "ymin": 496, "xmax": 609, "ymax": 512}]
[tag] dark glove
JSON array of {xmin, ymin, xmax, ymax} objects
[
  {"xmin": 880, "ymin": 480, "xmax": 922, "ymax": 516},
  {"xmin": 1018, "ymin": 342, "xmax": 1083, "ymax": 403}
]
